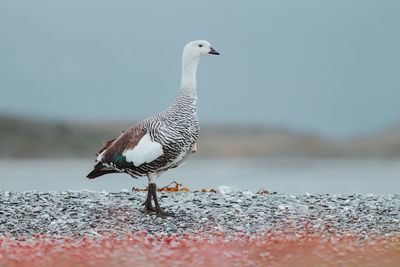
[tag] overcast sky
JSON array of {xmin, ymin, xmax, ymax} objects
[{"xmin": 0, "ymin": 0, "xmax": 399, "ymax": 138}]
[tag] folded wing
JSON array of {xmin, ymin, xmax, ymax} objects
[{"xmin": 87, "ymin": 125, "xmax": 164, "ymax": 178}]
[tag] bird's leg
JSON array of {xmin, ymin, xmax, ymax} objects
[
  {"xmin": 143, "ymin": 187, "xmax": 156, "ymax": 212},
  {"xmin": 143, "ymin": 172, "xmax": 173, "ymax": 217},
  {"xmin": 143, "ymin": 172, "xmax": 157, "ymax": 212},
  {"xmin": 150, "ymin": 183, "xmax": 175, "ymax": 217}
]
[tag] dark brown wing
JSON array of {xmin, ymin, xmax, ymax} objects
[
  {"xmin": 95, "ymin": 138, "xmax": 116, "ymax": 157},
  {"xmin": 94, "ymin": 129, "xmax": 128, "ymax": 157},
  {"xmin": 101, "ymin": 125, "xmax": 147, "ymax": 163},
  {"xmin": 87, "ymin": 125, "xmax": 147, "ymax": 179}
]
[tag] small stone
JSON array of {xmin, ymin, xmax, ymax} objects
[
  {"xmin": 218, "ymin": 186, "xmax": 233, "ymax": 194},
  {"xmin": 242, "ymin": 190, "xmax": 254, "ymax": 197},
  {"xmin": 232, "ymin": 204, "xmax": 241, "ymax": 210},
  {"xmin": 32, "ymin": 207, "xmax": 42, "ymax": 212}
]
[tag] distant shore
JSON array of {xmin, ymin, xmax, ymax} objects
[{"xmin": 1, "ymin": 115, "xmax": 400, "ymax": 159}]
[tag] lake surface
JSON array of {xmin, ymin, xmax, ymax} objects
[{"xmin": 1, "ymin": 158, "xmax": 399, "ymax": 194}]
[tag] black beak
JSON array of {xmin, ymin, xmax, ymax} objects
[{"xmin": 209, "ymin": 47, "xmax": 220, "ymax": 55}]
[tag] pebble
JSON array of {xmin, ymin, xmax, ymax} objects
[
  {"xmin": 0, "ymin": 191, "xmax": 399, "ymax": 239},
  {"xmin": 218, "ymin": 186, "xmax": 233, "ymax": 194}
]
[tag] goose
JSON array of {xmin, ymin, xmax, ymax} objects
[{"xmin": 87, "ymin": 40, "xmax": 219, "ymax": 217}]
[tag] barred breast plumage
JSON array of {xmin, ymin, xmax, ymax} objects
[{"xmin": 86, "ymin": 40, "xmax": 219, "ymax": 217}]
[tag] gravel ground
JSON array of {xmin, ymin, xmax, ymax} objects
[{"xmin": 0, "ymin": 190, "xmax": 399, "ymax": 239}]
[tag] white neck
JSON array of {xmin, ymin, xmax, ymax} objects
[{"xmin": 180, "ymin": 53, "xmax": 200, "ymax": 91}]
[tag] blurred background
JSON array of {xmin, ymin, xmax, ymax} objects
[{"xmin": 1, "ymin": 0, "xmax": 399, "ymax": 193}]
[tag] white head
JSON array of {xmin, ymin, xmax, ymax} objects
[
  {"xmin": 182, "ymin": 40, "xmax": 220, "ymax": 59},
  {"xmin": 180, "ymin": 40, "xmax": 219, "ymax": 89}
]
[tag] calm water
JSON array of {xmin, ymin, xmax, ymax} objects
[{"xmin": 0, "ymin": 158, "xmax": 399, "ymax": 194}]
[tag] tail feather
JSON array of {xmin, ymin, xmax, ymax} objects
[{"xmin": 87, "ymin": 162, "xmax": 118, "ymax": 179}]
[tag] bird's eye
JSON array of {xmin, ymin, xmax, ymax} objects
[{"xmin": 198, "ymin": 44, "xmax": 203, "ymax": 47}]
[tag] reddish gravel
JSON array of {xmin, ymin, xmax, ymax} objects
[
  {"xmin": 1, "ymin": 191, "xmax": 399, "ymax": 266},
  {"xmin": 1, "ymin": 230, "xmax": 400, "ymax": 267}
]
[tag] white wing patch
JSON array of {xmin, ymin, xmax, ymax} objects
[
  {"xmin": 96, "ymin": 150, "xmax": 106, "ymax": 162},
  {"xmin": 122, "ymin": 133, "xmax": 163, "ymax": 167}
]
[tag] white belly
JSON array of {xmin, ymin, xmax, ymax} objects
[{"xmin": 169, "ymin": 143, "xmax": 197, "ymax": 168}]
